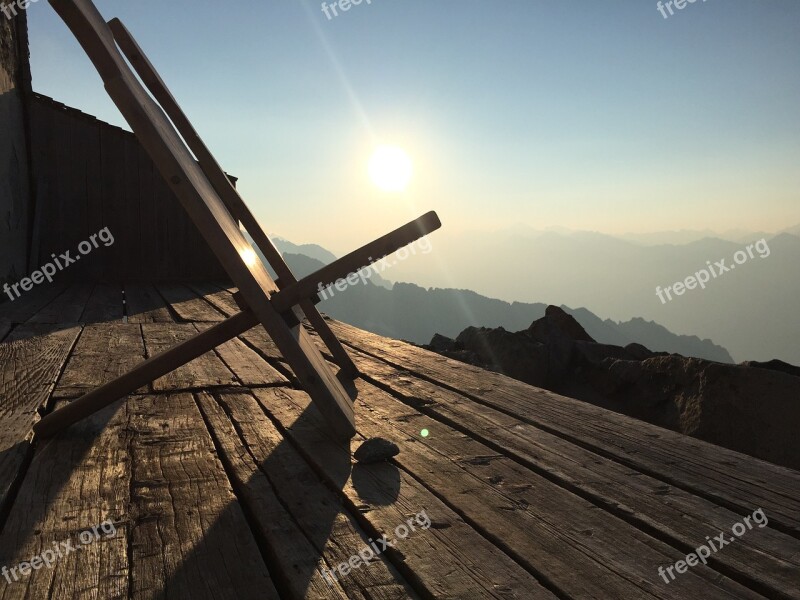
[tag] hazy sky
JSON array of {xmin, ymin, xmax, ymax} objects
[{"xmin": 27, "ymin": 0, "xmax": 800, "ymax": 254}]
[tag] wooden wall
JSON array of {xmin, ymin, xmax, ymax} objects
[
  {"xmin": 27, "ymin": 93, "xmax": 229, "ymax": 282},
  {"xmin": 0, "ymin": 12, "xmax": 31, "ymax": 289}
]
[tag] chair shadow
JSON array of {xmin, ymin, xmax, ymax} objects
[{"xmin": 159, "ymin": 394, "xmax": 403, "ymax": 599}]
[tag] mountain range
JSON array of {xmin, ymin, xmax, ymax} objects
[
  {"xmin": 327, "ymin": 227, "xmax": 799, "ymax": 364},
  {"xmin": 248, "ymin": 234, "xmax": 735, "ymax": 363}
]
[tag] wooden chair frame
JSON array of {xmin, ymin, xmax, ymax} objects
[{"xmin": 34, "ymin": 0, "xmax": 441, "ymax": 441}]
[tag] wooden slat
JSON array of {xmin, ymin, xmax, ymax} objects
[
  {"xmin": 252, "ymin": 387, "xmax": 561, "ymax": 599},
  {"xmin": 0, "ymin": 324, "xmax": 81, "ymax": 518},
  {"xmin": 0, "ymin": 399, "xmax": 129, "ymax": 599},
  {"xmin": 156, "ymin": 283, "xmax": 226, "ymax": 322},
  {"xmin": 136, "ymin": 140, "xmax": 157, "ymax": 282},
  {"xmin": 126, "ymin": 393, "xmax": 280, "ymax": 599},
  {"xmin": 81, "ymin": 283, "xmax": 123, "ymax": 323},
  {"xmin": 356, "ymin": 380, "xmax": 762, "ymax": 598},
  {"xmin": 0, "ymin": 283, "xmax": 67, "ymax": 323},
  {"xmin": 346, "ymin": 348, "xmax": 800, "ymax": 599},
  {"xmin": 0, "ymin": 321, "xmax": 11, "ymax": 343},
  {"xmin": 53, "ymin": 322, "xmax": 145, "ymax": 399},
  {"xmin": 141, "ymin": 323, "xmax": 237, "ymax": 391},
  {"xmin": 328, "ymin": 319, "xmax": 800, "ymax": 537},
  {"xmin": 27, "ymin": 283, "xmax": 94, "ymax": 324},
  {"xmin": 84, "ymin": 116, "xmax": 104, "ymax": 281},
  {"xmin": 62, "ymin": 103, "xmax": 90, "ymax": 280},
  {"xmin": 124, "ymin": 283, "xmax": 174, "ymax": 323},
  {"xmin": 123, "ymin": 133, "xmax": 141, "ymax": 280},
  {"xmin": 194, "ymin": 324, "xmax": 288, "ymax": 387},
  {"xmin": 200, "ymin": 391, "xmax": 406, "ymax": 599},
  {"xmin": 215, "ymin": 390, "xmax": 420, "ymax": 599},
  {"xmin": 99, "ymin": 126, "xmax": 127, "ymax": 280},
  {"xmin": 186, "ymin": 282, "xmax": 240, "ymax": 317}
]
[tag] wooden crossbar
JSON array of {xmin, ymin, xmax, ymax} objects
[{"xmin": 34, "ymin": 310, "xmax": 260, "ymax": 438}]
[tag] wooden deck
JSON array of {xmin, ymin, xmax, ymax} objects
[{"xmin": 0, "ymin": 282, "xmax": 798, "ymax": 599}]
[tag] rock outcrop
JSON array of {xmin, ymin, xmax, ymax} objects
[{"xmin": 424, "ymin": 306, "xmax": 800, "ymax": 470}]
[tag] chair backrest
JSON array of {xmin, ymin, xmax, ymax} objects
[{"xmin": 48, "ymin": 0, "xmax": 280, "ymax": 304}]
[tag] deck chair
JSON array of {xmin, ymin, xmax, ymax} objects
[{"xmin": 34, "ymin": 0, "xmax": 441, "ymax": 441}]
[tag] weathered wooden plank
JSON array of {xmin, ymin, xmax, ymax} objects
[
  {"xmin": 81, "ymin": 283, "xmax": 123, "ymax": 323},
  {"xmin": 123, "ymin": 134, "xmax": 141, "ymax": 280},
  {"xmin": 61, "ymin": 104, "xmax": 90, "ymax": 280},
  {"xmin": 197, "ymin": 392, "xmax": 353, "ymax": 600},
  {"xmin": 0, "ymin": 283, "xmax": 66, "ymax": 324},
  {"xmin": 193, "ymin": 324, "xmax": 288, "ymax": 387},
  {"xmin": 127, "ymin": 393, "xmax": 280, "ymax": 600},
  {"xmin": 259, "ymin": 379, "xmax": 763, "ymax": 599},
  {"xmin": 356, "ymin": 380, "xmax": 763, "ymax": 598},
  {"xmin": 53, "ymin": 323, "xmax": 146, "ymax": 399},
  {"xmin": 136, "ymin": 141, "xmax": 157, "ymax": 282},
  {"xmin": 27, "ymin": 283, "xmax": 94, "ymax": 324},
  {"xmin": 99, "ymin": 126, "xmax": 127, "ymax": 280},
  {"xmin": 0, "ymin": 399, "xmax": 129, "ymax": 599},
  {"xmin": 202, "ymin": 390, "xmax": 419, "ymax": 599},
  {"xmin": 83, "ymin": 117, "xmax": 104, "ymax": 281},
  {"xmin": 141, "ymin": 324, "xmax": 236, "ymax": 391},
  {"xmin": 124, "ymin": 283, "xmax": 174, "ymax": 324},
  {"xmin": 27, "ymin": 97, "xmax": 50, "ymax": 271},
  {"xmin": 339, "ymin": 349, "xmax": 800, "ymax": 599},
  {"xmin": 0, "ymin": 321, "xmax": 11, "ymax": 343},
  {"xmin": 328, "ymin": 320, "xmax": 800, "ymax": 536},
  {"xmin": 349, "ymin": 348, "xmax": 800, "ymax": 599},
  {"xmin": 156, "ymin": 284, "xmax": 226, "ymax": 323},
  {"xmin": 252, "ymin": 387, "xmax": 560, "ymax": 600},
  {"xmin": 239, "ymin": 326, "xmax": 289, "ymax": 366},
  {"xmin": 0, "ymin": 324, "xmax": 81, "ymax": 521},
  {"xmin": 186, "ymin": 282, "xmax": 240, "ymax": 317},
  {"xmin": 151, "ymin": 165, "xmax": 175, "ymax": 281},
  {"xmin": 49, "ymin": 106, "xmax": 72, "ymax": 261}
]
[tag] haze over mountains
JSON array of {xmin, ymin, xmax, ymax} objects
[
  {"xmin": 241, "ymin": 235, "xmax": 725, "ymax": 363},
  {"xmin": 256, "ymin": 225, "xmax": 799, "ymax": 366}
]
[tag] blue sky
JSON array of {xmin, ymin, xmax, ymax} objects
[{"xmin": 27, "ymin": 0, "xmax": 800, "ymax": 253}]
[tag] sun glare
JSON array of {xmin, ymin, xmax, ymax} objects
[
  {"xmin": 368, "ymin": 145, "xmax": 413, "ymax": 192},
  {"xmin": 241, "ymin": 248, "xmax": 258, "ymax": 268}
]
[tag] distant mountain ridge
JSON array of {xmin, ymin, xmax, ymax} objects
[{"xmin": 252, "ymin": 236, "xmax": 734, "ymax": 362}]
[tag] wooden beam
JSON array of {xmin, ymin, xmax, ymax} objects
[
  {"xmin": 33, "ymin": 310, "xmax": 259, "ymax": 438},
  {"xmin": 108, "ymin": 17, "xmax": 360, "ymax": 377},
  {"xmin": 270, "ymin": 211, "xmax": 441, "ymax": 313}
]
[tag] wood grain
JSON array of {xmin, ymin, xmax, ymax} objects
[
  {"xmin": 53, "ymin": 322, "xmax": 146, "ymax": 399},
  {"xmin": 346, "ymin": 348, "xmax": 800, "ymax": 599},
  {"xmin": 124, "ymin": 283, "xmax": 174, "ymax": 324},
  {"xmin": 253, "ymin": 387, "xmax": 559, "ymax": 600},
  {"xmin": 0, "ymin": 398, "xmax": 129, "ymax": 599},
  {"xmin": 142, "ymin": 324, "xmax": 237, "ymax": 391},
  {"xmin": 0, "ymin": 325, "xmax": 81, "ymax": 518},
  {"xmin": 328, "ymin": 319, "xmax": 800, "ymax": 536},
  {"xmin": 126, "ymin": 393, "xmax": 280, "ymax": 600}
]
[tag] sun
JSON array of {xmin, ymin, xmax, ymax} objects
[{"xmin": 368, "ymin": 145, "xmax": 413, "ymax": 192}]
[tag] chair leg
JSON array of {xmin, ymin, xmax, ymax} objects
[{"xmin": 34, "ymin": 310, "xmax": 259, "ymax": 438}]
